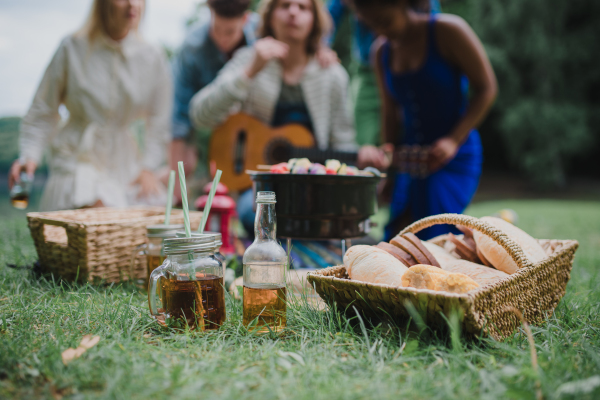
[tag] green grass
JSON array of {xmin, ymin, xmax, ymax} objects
[{"xmin": 1, "ymin": 200, "xmax": 600, "ymax": 399}]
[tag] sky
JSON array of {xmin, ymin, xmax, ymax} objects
[{"xmin": 0, "ymin": 0, "xmax": 201, "ymax": 117}]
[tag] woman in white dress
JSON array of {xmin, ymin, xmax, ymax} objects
[{"xmin": 8, "ymin": 0, "xmax": 171, "ymax": 211}]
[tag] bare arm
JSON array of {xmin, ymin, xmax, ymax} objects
[
  {"xmin": 427, "ymin": 15, "xmax": 497, "ymax": 171},
  {"xmin": 437, "ymin": 14, "xmax": 497, "ymax": 145}
]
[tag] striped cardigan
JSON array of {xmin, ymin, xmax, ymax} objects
[{"xmin": 189, "ymin": 46, "xmax": 357, "ymax": 151}]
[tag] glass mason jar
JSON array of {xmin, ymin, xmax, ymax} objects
[
  {"xmin": 130, "ymin": 224, "xmax": 183, "ymax": 288},
  {"xmin": 242, "ymin": 191, "xmax": 288, "ymax": 333},
  {"xmin": 148, "ymin": 236, "xmax": 225, "ymax": 331}
]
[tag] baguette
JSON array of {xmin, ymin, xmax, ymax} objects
[
  {"xmin": 422, "ymin": 242, "xmax": 509, "ymax": 286},
  {"xmin": 390, "ymin": 236, "xmax": 430, "ymax": 265},
  {"xmin": 474, "ymin": 216, "xmax": 547, "ymax": 274},
  {"xmin": 376, "ymin": 242, "xmax": 412, "ymax": 267},
  {"xmin": 344, "ymin": 245, "xmax": 409, "ymax": 286},
  {"xmin": 403, "ymin": 232, "xmax": 441, "ymax": 268},
  {"xmin": 401, "ymin": 264, "xmax": 479, "ymax": 294}
]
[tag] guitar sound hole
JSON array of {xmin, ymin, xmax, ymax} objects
[{"xmin": 265, "ymin": 139, "xmax": 292, "ymax": 164}]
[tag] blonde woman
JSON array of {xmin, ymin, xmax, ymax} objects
[{"xmin": 8, "ymin": 0, "xmax": 172, "ymax": 211}]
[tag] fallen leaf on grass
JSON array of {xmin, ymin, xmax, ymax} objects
[{"xmin": 61, "ymin": 334, "xmax": 100, "ymax": 365}]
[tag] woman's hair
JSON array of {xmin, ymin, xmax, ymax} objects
[
  {"xmin": 77, "ymin": 0, "xmax": 144, "ymax": 40},
  {"xmin": 257, "ymin": 0, "xmax": 332, "ymax": 55},
  {"xmin": 350, "ymin": 0, "xmax": 430, "ymax": 13}
]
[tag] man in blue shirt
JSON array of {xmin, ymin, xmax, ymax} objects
[{"xmin": 170, "ymin": 0, "xmax": 259, "ymax": 201}]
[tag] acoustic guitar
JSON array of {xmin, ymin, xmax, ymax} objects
[
  {"xmin": 209, "ymin": 113, "xmax": 357, "ymax": 191},
  {"xmin": 209, "ymin": 113, "xmax": 432, "ymax": 191}
]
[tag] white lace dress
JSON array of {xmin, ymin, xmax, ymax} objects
[{"xmin": 19, "ymin": 32, "xmax": 172, "ymax": 211}]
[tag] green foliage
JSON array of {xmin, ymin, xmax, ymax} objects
[
  {"xmin": 469, "ymin": 0, "xmax": 600, "ymax": 187},
  {"xmin": 1, "ymin": 199, "xmax": 600, "ymax": 398}
]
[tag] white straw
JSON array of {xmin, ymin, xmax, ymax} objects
[{"xmin": 198, "ymin": 169, "xmax": 222, "ymax": 234}]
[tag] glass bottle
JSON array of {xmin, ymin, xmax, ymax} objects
[
  {"xmin": 242, "ymin": 191, "xmax": 288, "ymax": 333},
  {"xmin": 9, "ymin": 171, "xmax": 33, "ymax": 210},
  {"xmin": 148, "ymin": 236, "xmax": 225, "ymax": 331}
]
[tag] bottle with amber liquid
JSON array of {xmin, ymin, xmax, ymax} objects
[
  {"xmin": 242, "ymin": 191, "xmax": 287, "ymax": 333},
  {"xmin": 9, "ymin": 171, "xmax": 32, "ymax": 210}
]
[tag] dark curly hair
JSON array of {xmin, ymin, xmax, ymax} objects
[
  {"xmin": 208, "ymin": 0, "xmax": 251, "ymax": 18},
  {"xmin": 349, "ymin": 0, "xmax": 430, "ymax": 13}
]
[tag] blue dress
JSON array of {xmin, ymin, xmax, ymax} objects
[{"xmin": 382, "ymin": 16, "xmax": 483, "ymax": 240}]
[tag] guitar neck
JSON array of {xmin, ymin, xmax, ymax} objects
[{"xmin": 290, "ymin": 148, "xmax": 358, "ymax": 165}]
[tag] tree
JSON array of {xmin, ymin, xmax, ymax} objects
[{"xmin": 470, "ymin": 0, "xmax": 600, "ymax": 187}]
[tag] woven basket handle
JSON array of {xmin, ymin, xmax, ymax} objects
[{"xmin": 399, "ymin": 213, "xmax": 534, "ymax": 269}]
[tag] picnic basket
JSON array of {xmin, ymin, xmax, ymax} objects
[
  {"xmin": 27, "ymin": 206, "xmax": 203, "ymax": 283},
  {"xmin": 307, "ymin": 214, "xmax": 579, "ymax": 340}
]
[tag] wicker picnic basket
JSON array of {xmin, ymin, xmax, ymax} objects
[
  {"xmin": 27, "ymin": 206, "xmax": 203, "ymax": 283},
  {"xmin": 307, "ymin": 214, "xmax": 579, "ymax": 340}
]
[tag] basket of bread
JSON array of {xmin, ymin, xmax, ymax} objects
[{"xmin": 307, "ymin": 213, "xmax": 579, "ymax": 340}]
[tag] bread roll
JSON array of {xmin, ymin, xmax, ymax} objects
[
  {"xmin": 474, "ymin": 216, "xmax": 547, "ymax": 274},
  {"xmin": 344, "ymin": 245, "xmax": 409, "ymax": 286},
  {"xmin": 401, "ymin": 264, "xmax": 479, "ymax": 294},
  {"xmin": 422, "ymin": 241, "xmax": 509, "ymax": 286}
]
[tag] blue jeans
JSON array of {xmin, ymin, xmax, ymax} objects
[{"xmin": 237, "ymin": 189, "xmax": 256, "ymax": 236}]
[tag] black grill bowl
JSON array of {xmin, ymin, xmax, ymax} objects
[{"xmin": 249, "ymin": 172, "xmax": 381, "ymax": 239}]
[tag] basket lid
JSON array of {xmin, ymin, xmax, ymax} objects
[
  {"xmin": 146, "ymin": 224, "xmax": 185, "ymax": 238},
  {"xmin": 163, "ymin": 236, "xmax": 217, "ymax": 255}
]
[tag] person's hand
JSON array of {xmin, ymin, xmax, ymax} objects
[
  {"xmin": 245, "ymin": 37, "xmax": 289, "ymax": 79},
  {"xmin": 315, "ymin": 46, "xmax": 339, "ymax": 68},
  {"xmin": 357, "ymin": 144, "xmax": 391, "ymax": 171},
  {"xmin": 8, "ymin": 159, "xmax": 36, "ymax": 189},
  {"xmin": 428, "ymin": 136, "xmax": 460, "ymax": 172},
  {"xmin": 133, "ymin": 169, "xmax": 161, "ymax": 199}
]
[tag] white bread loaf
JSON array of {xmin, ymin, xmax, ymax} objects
[
  {"xmin": 401, "ymin": 264, "xmax": 479, "ymax": 294},
  {"xmin": 344, "ymin": 245, "xmax": 409, "ymax": 286},
  {"xmin": 422, "ymin": 242, "xmax": 509, "ymax": 286},
  {"xmin": 474, "ymin": 216, "xmax": 547, "ymax": 274}
]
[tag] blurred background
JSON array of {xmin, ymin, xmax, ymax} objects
[{"xmin": 1, "ymin": 0, "xmax": 599, "ymax": 218}]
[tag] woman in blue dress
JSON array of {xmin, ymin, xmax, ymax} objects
[{"xmin": 349, "ymin": 0, "xmax": 498, "ymax": 240}]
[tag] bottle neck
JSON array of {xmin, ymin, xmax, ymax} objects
[{"xmin": 254, "ymin": 202, "xmax": 277, "ymax": 241}]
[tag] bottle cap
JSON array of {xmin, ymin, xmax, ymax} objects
[{"xmin": 256, "ymin": 191, "xmax": 276, "ymax": 204}]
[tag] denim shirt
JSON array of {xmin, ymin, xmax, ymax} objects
[
  {"xmin": 328, "ymin": 0, "xmax": 441, "ymax": 67},
  {"xmin": 171, "ymin": 13, "xmax": 259, "ymax": 139}
]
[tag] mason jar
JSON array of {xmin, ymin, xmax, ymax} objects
[{"xmin": 148, "ymin": 236, "xmax": 225, "ymax": 331}]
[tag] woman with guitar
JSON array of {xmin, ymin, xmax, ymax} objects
[
  {"xmin": 349, "ymin": 0, "xmax": 498, "ymax": 240},
  {"xmin": 190, "ymin": 0, "xmax": 384, "ymax": 236}
]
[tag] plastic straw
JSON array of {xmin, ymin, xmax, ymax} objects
[
  {"xmin": 164, "ymin": 170, "xmax": 176, "ymax": 225},
  {"xmin": 198, "ymin": 169, "xmax": 222, "ymax": 233},
  {"xmin": 177, "ymin": 162, "xmax": 191, "ymax": 237}
]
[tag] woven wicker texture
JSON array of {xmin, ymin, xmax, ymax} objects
[
  {"xmin": 27, "ymin": 206, "xmax": 203, "ymax": 283},
  {"xmin": 307, "ymin": 214, "xmax": 579, "ymax": 340}
]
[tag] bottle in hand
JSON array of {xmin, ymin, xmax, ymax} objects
[
  {"xmin": 242, "ymin": 191, "xmax": 288, "ymax": 333},
  {"xmin": 10, "ymin": 172, "xmax": 32, "ymax": 209}
]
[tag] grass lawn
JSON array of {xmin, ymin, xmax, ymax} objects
[{"xmin": 1, "ymin": 199, "xmax": 599, "ymax": 399}]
